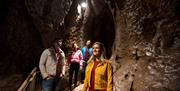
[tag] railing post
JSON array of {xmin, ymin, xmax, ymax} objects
[{"xmin": 28, "ymin": 72, "xmax": 36, "ymax": 91}]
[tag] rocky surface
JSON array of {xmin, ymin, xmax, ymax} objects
[
  {"xmin": 0, "ymin": 0, "xmax": 180, "ymax": 91},
  {"xmin": 107, "ymin": 0, "xmax": 180, "ymax": 91},
  {"xmin": 0, "ymin": 0, "xmax": 72, "ymax": 90}
]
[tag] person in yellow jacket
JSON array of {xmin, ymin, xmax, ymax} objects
[{"xmin": 82, "ymin": 42, "xmax": 113, "ymax": 91}]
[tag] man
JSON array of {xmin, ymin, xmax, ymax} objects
[
  {"xmin": 39, "ymin": 38, "xmax": 66, "ymax": 91},
  {"xmin": 81, "ymin": 40, "xmax": 92, "ymax": 83}
]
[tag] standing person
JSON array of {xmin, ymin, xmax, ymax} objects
[
  {"xmin": 39, "ymin": 38, "xmax": 66, "ymax": 91},
  {"xmin": 82, "ymin": 42, "xmax": 113, "ymax": 91},
  {"xmin": 67, "ymin": 42, "xmax": 83, "ymax": 91},
  {"xmin": 81, "ymin": 40, "xmax": 92, "ymax": 83}
]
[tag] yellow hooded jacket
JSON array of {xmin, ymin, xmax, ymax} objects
[{"xmin": 82, "ymin": 59, "xmax": 113, "ymax": 91}]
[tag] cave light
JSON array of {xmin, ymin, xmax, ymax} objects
[
  {"xmin": 81, "ymin": 2, "xmax": 87, "ymax": 8},
  {"xmin": 77, "ymin": 4, "xmax": 82, "ymax": 15}
]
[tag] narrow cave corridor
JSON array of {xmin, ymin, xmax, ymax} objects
[{"xmin": 0, "ymin": 0, "xmax": 180, "ymax": 91}]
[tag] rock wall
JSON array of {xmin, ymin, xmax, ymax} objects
[
  {"xmin": 0, "ymin": 0, "xmax": 43, "ymax": 76},
  {"xmin": 107, "ymin": 0, "xmax": 180, "ymax": 91},
  {"xmin": 0, "ymin": 0, "xmax": 180, "ymax": 91},
  {"xmin": 81, "ymin": 0, "xmax": 115, "ymax": 58},
  {"xmin": 0, "ymin": 0, "xmax": 72, "ymax": 90}
]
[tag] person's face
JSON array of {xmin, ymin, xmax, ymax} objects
[
  {"xmin": 54, "ymin": 40, "xmax": 62, "ymax": 48},
  {"xmin": 92, "ymin": 44, "xmax": 101, "ymax": 57},
  {"xmin": 57, "ymin": 40, "xmax": 62, "ymax": 47},
  {"xmin": 86, "ymin": 40, "xmax": 91, "ymax": 46},
  {"xmin": 74, "ymin": 43, "xmax": 79, "ymax": 50}
]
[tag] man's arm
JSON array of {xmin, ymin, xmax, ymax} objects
[
  {"xmin": 61, "ymin": 50, "xmax": 66, "ymax": 76},
  {"xmin": 39, "ymin": 49, "xmax": 48, "ymax": 79}
]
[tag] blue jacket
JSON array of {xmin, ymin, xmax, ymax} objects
[{"xmin": 81, "ymin": 47, "xmax": 92, "ymax": 61}]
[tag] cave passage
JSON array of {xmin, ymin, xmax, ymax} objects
[{"xmin": 1, "ymin": 0, "xmax": 180, "ymax": 91}]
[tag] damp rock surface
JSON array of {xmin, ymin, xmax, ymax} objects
[
  {"xmin": 0, "ymin": 0, "xmax": 180, "ymax": 91},
  {"xmin": 108, "ymin": 0, "xmax": 180, "ymax": 91}
]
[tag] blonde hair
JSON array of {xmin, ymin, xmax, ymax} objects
[{"xmin": 88, "ymin": 42, "xmax": 106, "ymax": 63}]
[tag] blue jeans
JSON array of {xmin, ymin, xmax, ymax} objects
[{"xmin": 42, "ymin": 78, "xmax": 56, "ymax": 91}]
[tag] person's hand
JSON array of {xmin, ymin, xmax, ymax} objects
[
  {"xmin": 59, "ymin": 73, "xmax": 65, "ymax": 78},
  {"xmin": 66, "ymin": 64, "xmax": 69, "ymax": 68},
  {"xmin": 45, "ymin": 75, "xmax": 53, "ymax": 80},
  {"xmin": 80, "ymin": 66, "xmax": 82, "ymax": 71}
]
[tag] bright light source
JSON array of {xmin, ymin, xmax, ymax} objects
[
  {"xmin": 77, "ymin": 5, "xmax": 81, "ymax": 14},
  {"xmin": 81, "ymin": 2, "xmax": 87, "ymax": 8}
]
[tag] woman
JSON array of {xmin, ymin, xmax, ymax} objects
[
  {"xmin": 67, "ymin": 42, "xmax": 83, "ymax": 91},
  {"xmin": 82, "ymin": 42, "xmax": 113, "ymax": 91}
]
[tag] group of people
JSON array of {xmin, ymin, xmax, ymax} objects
[{"xmin": 39, "ymin": 38, "xmax": 113, "ymax": 91}]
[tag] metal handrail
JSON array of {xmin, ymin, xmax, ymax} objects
[{"xmin": 17, "ymin": 67, "xmax": 37, "ymax": 91}]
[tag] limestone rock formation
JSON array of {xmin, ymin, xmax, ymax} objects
[
  {"xmin": 107, "ymin": 0, "xmax": 180, "ymax": 91},
  {"xmin": 0, "ymin": 0, "xmax": 180, "ymax": 91}
]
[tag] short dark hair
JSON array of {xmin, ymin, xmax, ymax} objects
[
  {"xmin": 51, "ymin": 38, "xmax": 63, "ymax": 47},
  {"xmin": 52, "ymin": 38, "xmax": 62, "ymax": 43}
]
